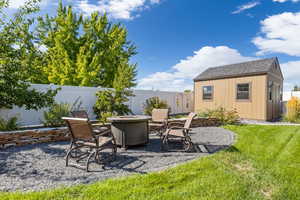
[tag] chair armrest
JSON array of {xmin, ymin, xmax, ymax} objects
[{"xmin": 93, "ymin": 129, "xmax": 111, "ymax": 136}]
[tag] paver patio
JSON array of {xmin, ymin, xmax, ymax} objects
[{"xmin": 0, "ymin": 127, "xmax": 234, "ymax": 192}]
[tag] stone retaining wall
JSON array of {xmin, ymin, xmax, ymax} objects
[
  {"xmin": 0, "ymin": 117, "xmax": 220, "ymax": 149},
  {"xmin": 0, "ymin": 127, "xmax": 70, "ymax": 148}
]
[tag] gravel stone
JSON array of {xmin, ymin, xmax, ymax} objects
[{"xmin": 0, "ymin": 127, "xmax": 234, "ymax": 192}]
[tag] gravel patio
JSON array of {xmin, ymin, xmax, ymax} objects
[{"xmin": 0, "ymin": 127, "xmax": 234, "ymax": 192}]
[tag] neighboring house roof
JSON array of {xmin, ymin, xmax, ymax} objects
[{"xmin": 194, "ymin": 57, "xmax": 280, "ymax": 81}]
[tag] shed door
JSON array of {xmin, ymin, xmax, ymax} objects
[
  {"xmin": 268, "ymin": 81, "xmax": 275, "ymax": 121},
  {"xmin": 269, "ymin": 82, "xmax": 281, "ymax": 121}
]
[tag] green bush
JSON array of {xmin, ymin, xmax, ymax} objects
[
  {"xmin": 93, "ymin": 89, "xmax": 132, "ymax": 123},
  {"xmin": 43, "ymin": 103, "xmax": 71, "ymax": 127},
  {"xmin": 143, "ymin": 97, "xmax": 170, "ymax": 116},
  {"xmin": 198, "ymin": 107, "xmax": 240, "ymax": 125},
  {"xmin": 0, "ymin": 116, "xmax": 19, "ymax": 131}
]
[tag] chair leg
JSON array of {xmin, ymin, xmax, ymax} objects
[
  {"xmin": 66, "ymin": 145, "xmax": 78, "ymax": 166},
  {"xmin": 160, "ymin": 135, "xmax": 165, "ymax": 151},
  {"xmin": 66, "ymin": 149, "xmax": 72, "ymax": 167},
  {"xmin": 162, "ymin": 135, "xmax": 169, "ymax": 151},
  {"xmin": 86, "ymin": 151, "xmax": 96, "ymax": 172},
  {"xmin": 112, "ymin": 145, "xmax": 117, "ymax": 161},
  {"xmin": 69, "ymin": 142, "xmax": 84, "ymax": 158},
  {"xmin": 183, "ymin": 136, "xmax": 193, "ymax": 152}
]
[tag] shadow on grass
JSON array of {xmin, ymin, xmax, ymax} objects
[{"xmin": 224, "ymin": 146, "xmax": 240, "ymax": 153}]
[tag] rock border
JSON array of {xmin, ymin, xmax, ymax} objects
[{"xmin": 0, "ymin": 117, "xmax": 220, "ymax": 149}]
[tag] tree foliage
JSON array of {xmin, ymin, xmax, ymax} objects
[
  {"xmin": 143, "ymin": 97, "xmax": 169, "ymax": 116},
  {"xmin": 93, "ymin": 89, "xmax": 132, "ymax": 122},
  {"xmin": 293, "ymin": 85, "xmax": 300, "ymax": 92},
  {"xmin": 29, "ymin": 1, "xmax": 137, "ymax": 89},
  {"xmin": 0, "ymin": 0, "xmax": 57, "ymax": 110},
  {"xmin": 0, "ymin": 0, "xmax": 136, "ymax": 117}
]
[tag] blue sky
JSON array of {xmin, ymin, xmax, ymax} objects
[{"xmin": 7, "ymin": 0, "xmax": 300, "ymax": 91}]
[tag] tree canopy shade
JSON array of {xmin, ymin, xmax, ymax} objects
[
  {"xmin": 29, "ymin": 1, "xmax": 137, "ymax": 90},
  {"xmin": 0, "ymin": 0, "xmax": 57, "ymax": 110}
]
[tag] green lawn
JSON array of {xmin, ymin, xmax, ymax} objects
[{"xmin": 1, "ymin": 125, "xmax": 300, "ymax": 200}]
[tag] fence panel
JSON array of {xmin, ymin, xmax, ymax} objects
[{"xmin": 0, "ymin": 84, "xmax": 193, "ymax": 126}]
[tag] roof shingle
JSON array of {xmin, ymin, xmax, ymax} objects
[{"xmin": 194, "ymin": 57, "xmax": 277, "ymax": 81}]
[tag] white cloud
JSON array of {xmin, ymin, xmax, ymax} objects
[
  {"xmin": 137, "ymin": 46, "xmax": 255, "ymax": 91},
  {"xmin": 232, "ymin": 1, "xmax": 260, "ymax": 14},
  {"xmin": 7, "ymin": 0, "xmax": 50, "ymax": 9},
  {"xmin": 77, "ymin": 0, "xmax": 160, "ymax": 20},
  {"xmin": 253, "ymin": 12, "xmax": 300, "ymax": 56},
  {"xmin": 273, "ymin": 0, "xmax": 300, "ymax": 3},
  {"xmin": 7, "ymin": 0, "xmax": 26, "ymax": 8},
  {"xmin": 281, "ymin": 60, "xmax": 300, "ymax": 90}
]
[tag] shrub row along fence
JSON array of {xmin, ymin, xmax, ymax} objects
[
  {"xmin": 0, "ymin": 117, "xmax": 220, "ymax": 149},
  {"xmin": 0, "ymin": 84, "xmax": 194, "ymax": 126}
]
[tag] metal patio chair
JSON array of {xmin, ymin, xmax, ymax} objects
[
  {"xmin": 63, "ymin": 117, "xmax": 117, "ymax": 172},
  {"xmin": 71, "ymin": 110, "xmax": 110, "ymax": 135},
  {"xmin": 161, "ymin": 112, "xmax": 197, "ymax": 152},
  {"xmin": 148, "ymin": 108, "xmax": 169, "ymax": 135}
]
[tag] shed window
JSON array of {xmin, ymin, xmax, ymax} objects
[
  {"xmin": 236, "ymin": 83, "xmax": 250, "ymax": 100},
  {"xmin": 203, "ymin": 86, "xmax": 213, "ymax": 100}
]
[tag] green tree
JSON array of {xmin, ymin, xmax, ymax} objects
[
  {"xmin": 0, "ymin": 0, "xmax": 57, "ymax": 110},
  {"xmin": 93, "ymin": 89, "xmax": 132, "ymax": 122},
  {"xmin": 31, "ymin": 1, "xmax": 137, "ymax": 89},
  {"xmin": 143, "ymin": 97, "xmax": 169, "ymax": 116},
  {"xmin": 293, "ymin": 85, "xmax": 300, "ymax": 92}
]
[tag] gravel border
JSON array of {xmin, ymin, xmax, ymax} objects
[{"xmin": 0, "ymin": 127, "xmax": 234, "ymax": 192}]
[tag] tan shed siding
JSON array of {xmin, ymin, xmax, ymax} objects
[{"xmin": 194, "ymin": 75, "xmax": 267, "ymax": 120}]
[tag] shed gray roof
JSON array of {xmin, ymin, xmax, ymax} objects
[{"xmin": 194, "ymin": 57, "xmax": 278, "ymax": 81}]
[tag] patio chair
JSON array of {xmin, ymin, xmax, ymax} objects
[
  {"xmin": 161, "ymin": 112, "xmax": 197, "ymax": 152},
  {"xmin": 71, "ymin": 110, "xmax": 109, "ymax": 135},
  {"xmin": 63, "ymin": 117, "xmax": 117, "ymax": 172},
  {"xmin": 148, "ymin": 109, "xmax": 169, "ymax": 135},
  {"xmin": 71, "ymin": 110, "xmax": 89, "ymax": 118}
]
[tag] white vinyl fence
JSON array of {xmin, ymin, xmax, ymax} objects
[
  {"xmin": 283, "ymin": 91, "xmax": 300, "ymax": 101},
  {"xmin": 0, "ymin": 84, "xmax": 194, "ymax": 126}
]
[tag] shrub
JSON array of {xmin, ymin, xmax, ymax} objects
[
  {"xmin": 43, "ymin": 103, "xmax": 71, "ymax": 127},
  {"xmin": 0, "ymin": 116, "xmax": 19, "ymax": 131},
  {"xmin": 285, "ymin": 97, "xmax": 300, "ymax": 123},
  {"xmin": 93, "ymin": 89, "xmax": 132, "ymax": 123},
  {"xmin": 143, "ymin": 97, "xmax": 170, "ymax": 116},
  {"xmin": 198, "ymin": 107, "xmax": 240, "ymax": 125}
]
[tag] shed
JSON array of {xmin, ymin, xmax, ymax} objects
[{"xmin": 193, "ymin": 57, "xmax": 283, "ymax": 121}]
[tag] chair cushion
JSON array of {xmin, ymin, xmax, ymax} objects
[
  {"xmin": 163, "ymin": 129, "xmax": 185, "ymax": 137},
  {"xmin": 83, "ymin": 136, "xmax": 112, "ymax": 147}
]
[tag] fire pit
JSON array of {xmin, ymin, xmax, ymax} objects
[{"xmin": 107, "ymin": 115, "xmax": 151, "ymax": 148}]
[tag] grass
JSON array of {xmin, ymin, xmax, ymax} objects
[{"xmin": 1, "ymin": 125, "xmax": 299, "ymax": 200}]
